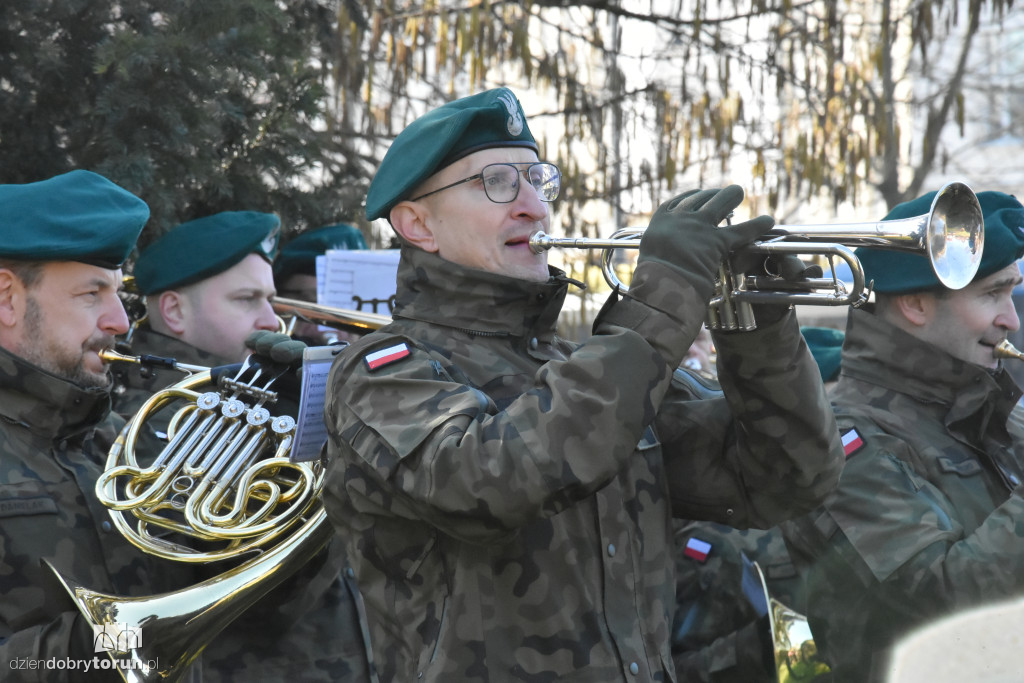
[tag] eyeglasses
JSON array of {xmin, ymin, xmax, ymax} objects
[{"xmin": 409, "ymin": 162, "xmax": 561, "ymax": 204}]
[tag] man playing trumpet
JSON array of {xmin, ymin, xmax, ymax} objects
[
  {"xmin": 322, "ymin": 87, "xmax": 844, "ymax": 681},
  {"xmin": 781, "ymin": 190, "xmax": 1024, "ymax": 682}
]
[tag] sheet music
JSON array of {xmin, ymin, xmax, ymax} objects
[
  {"xmin": 321, "ymin": 249, "xmax": 400, "ymax": 315},
  {"xmin": 290, "ymin": 344, "xmax": 347, "ymax": 462}
]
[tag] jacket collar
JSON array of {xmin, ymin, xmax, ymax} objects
[
  {"xmin": 391, "ymin": 245, "xmax": 574, "ymax": 339},
  {"xmin": 0, "ymin": 345, "xmax": 112, "ymax": 441},
  {"xmin": 840, "ymin": 306, "xmax": 1022, "ymax": 440}
]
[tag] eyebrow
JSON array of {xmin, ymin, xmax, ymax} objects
[{"xmin": 987, "ymin": 274, "xmax": 1023, "ymax": 290}]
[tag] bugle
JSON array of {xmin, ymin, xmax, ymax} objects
[{"xmin": 530, "ymin": 181, "xmax": 984, "ymax": 330}]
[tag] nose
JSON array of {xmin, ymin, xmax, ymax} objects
[
  {"xmin": 998, "ymin": 294, "xmax": 1021, "ymax": 333},
  {"xmin": 100, "ymin": 295, "xmax": 131, "ymax": 336},
  {"xmin": 511, "ymin": 178, "xmax": 550, "ymax": 222},
  {"xmin": 254, "ymin": 299, "xmax": 280, "ymax": 331}
]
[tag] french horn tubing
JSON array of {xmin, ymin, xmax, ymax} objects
[{"xmin": 530, "ymin": 181, "xmax": 985, "ymax": 330}]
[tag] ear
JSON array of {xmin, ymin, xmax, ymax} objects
[
  {"xmin": 389, "ymin": 201, "xmax": 439, "ymax": 252},
  {"xmin": 892, "ymin": 291, "xmax": 936, "ymax": 327},
  {"xmin": 155, "ymin": 290, "xmax": 189, "ymax": 335},
  {"xmin": 0, "ymin": 269, "xmax": 22, "ymax": 329}
]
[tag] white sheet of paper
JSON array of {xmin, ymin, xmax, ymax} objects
[
  {"xmin": 321, "ymin": 249, "xmax": 400, "ymax": 315},
  {"xmin": 290, "ymin": 344, "xmax": 347, "ymax": 462}
]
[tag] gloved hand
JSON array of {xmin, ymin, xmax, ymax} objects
[
  {"xmin": 243, "ymin": 331, "xmax": 307, "ymax": 411},
  {"xmin": 246, "ymin": 330, "xmax": 307, "ymax": 368},
  {"xmin": 636, "ymin": 185, "xmax": 776, "ymax": 304}
]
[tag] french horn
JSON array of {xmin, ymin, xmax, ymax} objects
[{"xmin": 48, "ymin": 307, "xmax": 386, "ymax": 682}]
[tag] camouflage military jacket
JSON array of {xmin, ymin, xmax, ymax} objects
[
  {"xmin": 323, "ymin": 246, "xmax": 842, "ymax": 682},
  {"xmin": 0, "ymin": 346, "xmax": 174, "ymax": 681},
  {"xmin": 782, "ymin": 306, "xmax": 1024, "ymax": 682},
  {"xmin": 108, "ymin": 325, "xmax": 373, "ymax": 682}
]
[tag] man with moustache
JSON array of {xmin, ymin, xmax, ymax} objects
[
  {"xmin": 781, "ymin": 190, "xmax": 1024, "ymax": 681},
  {"xmin": 0, "ymin": 169, "xmax": 188, "ymax": 681},
  {"xmin": 321, "ymin": 87, "xmax": 844, "ymax": 681}
]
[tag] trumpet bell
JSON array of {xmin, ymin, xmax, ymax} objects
[
  {"xmin": 919, "ymin": 181, "xmax": 984, "ymax": 290},
  {"xmin": 753, "ymin": 562, "xmax": 832, "ymax": 683}
]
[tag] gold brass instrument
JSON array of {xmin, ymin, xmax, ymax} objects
[
  {"xmin": 47, "ymin": 304, "xmax": 387, "ymax": 682},
  {"xmin": 996, "ymin": 339, "xmax": 1024, "ymax": 362},
  {"xmin": 752, "ymin": 563, "xmax": 831, "ymax": 683},
  {"xmin": 272, "ymin": 296, "xmax": 391, "ymax": 336},
  {"xmin": 530, "ymin": 181, "xmax": 984, "ymax": 330}
]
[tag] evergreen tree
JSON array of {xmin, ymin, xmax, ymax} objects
[{"xmin": 0, "ymin": 0, "xmax": 366, "ymax": 246}]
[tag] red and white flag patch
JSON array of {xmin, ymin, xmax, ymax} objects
[
  {"xmin": 364, "ymin": 343, "xmax": 411, "ymax": 371},
  {"xmin": 684, "ymin": 537, "xmax": 712, "ymax": 563},
  {"xmin": 842, "ymin": 428, "xmax": 864, "ymax": 458}
]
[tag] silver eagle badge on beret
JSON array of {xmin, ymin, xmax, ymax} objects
[{"xmin": 499, "ymin": 91, "xmax": 524, "ymax": 137}]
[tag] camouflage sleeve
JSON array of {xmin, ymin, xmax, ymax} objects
[
  {"xmin": 324, "ymin": 289, "xmax": 700, "ymax": 545},
  {"xmin": 657, "ymin": 310, "xmax": 844, "ymax": 528},
  {"xmin": 672, "ymin": 619, "xmax": 773, "ymax": 683},
  {"xmin": 809, "ymin": 431, "xmax": 1024, "ymax": 613}
]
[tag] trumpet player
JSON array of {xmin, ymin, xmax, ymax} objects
[
  {"xmin": 321, "ymin": 87, "xmax": 844, "ymax": 682},
  {"xmin": 0, "ymin": 170, "xmax": 197, "ymax": 681},
  {"xmin": 781, "ymin": 190, "xmax": 1024, "ymax": 682}
]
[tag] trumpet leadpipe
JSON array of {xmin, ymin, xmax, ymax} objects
[{"xmin": 100, "ymin": 348, "xmax": 208, "ymax": 374}]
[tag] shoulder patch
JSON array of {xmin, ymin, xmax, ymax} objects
[
  {"xmin": 842, "ymin": 428, "xmax": 865, "ymax": 458},
  {"xmin": 684, "ymin": 537, "xmax": 712, "ymax": 563},
  {"xmin": 364, "ymin": 343, "xmax": 411, "ymax": 371}
]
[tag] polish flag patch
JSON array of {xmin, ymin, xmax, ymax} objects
[
  {"xmin": 842, "ymin": 428, "xmax": 865, "ymax": 458},
  {"xmin": 684, "ymin": 537, "xmax": 712, "ymax": 563},
  {"xmin": 364, "ymin": 343, "xmax": 411, "ymax": 371}
]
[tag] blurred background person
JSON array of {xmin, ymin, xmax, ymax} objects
[
  {"xmin": 781, "ymin": 190, "xmax": 1024, "ymax": 681},
  {"xmin": 273, "ymin": 222, "xmax": 369, "ymax": 345}
]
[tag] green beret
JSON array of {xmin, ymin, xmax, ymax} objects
[
  {"xmin": 858, "ymin": 189, "xmax": 1024, "ymax": 293},
  {"xmin": 0, "ymin": 169, "xmax": 148, "ymax": 268},
  {"xmin": 365, "ymin": 87, "xmax": 539, "ymax": 221},
  {"xmin": 134, "ymin": 211, "xmax": 281, "ymax": 295},
  {"xmin": 801, "ymin": 326, "xmax": 844, "ymax": 382},
  {"xmin": 273, "ymin": 223, "xmax": 368, "ymax": 283}
]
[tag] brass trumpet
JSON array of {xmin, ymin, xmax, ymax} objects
[{"xmin": 530, "ymin": 181, "xmax": 984, "ymax": 330}]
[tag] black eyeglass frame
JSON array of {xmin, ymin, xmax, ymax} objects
[{"xmin": 408, "ymin": 162, "xmax": 561, "ymax": 204}]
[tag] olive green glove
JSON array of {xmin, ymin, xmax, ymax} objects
[{"xmin": 635, "ymin": 185, "xmax": 776, "ymax": 304}]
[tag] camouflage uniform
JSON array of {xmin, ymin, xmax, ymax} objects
[
  {"xmin": 0, "ymin": 345, "xmax": 187, "ymax": 682},
  {"xmin": 322, "ymin": 246, "xmax": 843, "ymax": 682},
  {"xmin": 671, "ymin": 521, "xmax": 804, "ymax": 683},
  {"xmin": 109, "ymin": 323, "xmax": 373, "ymax": 683},
  {"xmin": 781, "ymin": 306, "xmax": 1024, "ymax": 681}
]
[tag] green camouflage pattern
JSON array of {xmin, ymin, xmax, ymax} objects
[
  {"xmin": 782, "ymin": 306, "xmax": 1024, "ymax": 682},
  {"xmin": 322, "ymin": 245, "xmax": 842, "ymax": 682},
  {"xmin": 109, "ymin": 325, "xmax": 373, "ymax": 682},
  {"xmin": 0, "ymin": 345, "xmax": 193, "ymax": 682},
  {"xmin": 672, "ymin": 520, "xmax": 804, "ymax": 683}
]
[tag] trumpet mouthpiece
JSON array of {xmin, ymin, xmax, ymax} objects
[
  {"xmin": 99, "ymin": 348, "xmax": 137, "ymax": 364},
  {"xmin": 994, "ymin": 339, "xmax": 1024, "ymax": 361}
]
